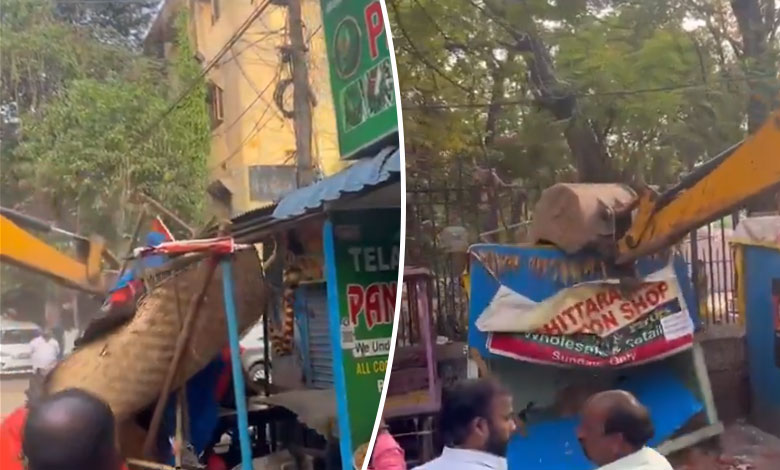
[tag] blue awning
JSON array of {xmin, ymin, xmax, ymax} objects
[{"xmin": 272, "ymin": 146, "xmax": 400, "ymax": 220}]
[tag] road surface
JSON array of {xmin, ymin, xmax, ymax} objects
[{"xmin": 0, "ymin": 377, "xmax": 27, "ymax": 418}]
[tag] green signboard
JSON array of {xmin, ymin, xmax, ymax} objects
[
  {"xmin": 324, "ymin": 209, "xmax": 400, "ymax": 467},
  {"xmin": 320, "ymin": 0, "xmax": 398, "ymax": 159}
]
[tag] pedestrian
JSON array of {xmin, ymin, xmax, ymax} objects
[
  {"xmin": 29, "ymin": 329, "xmax": 60, "ymax": 376},
  {"xmin": 576, "ymin": 390, "xmax": 673, "ymax": 470},
  {"xmin": 414, "ymin": 378, "xmax": 516, "ymax": 470},
  {"xmin": 369, "ymin": 418, "xmax": 405, "ymax": 470},
  {"xmin": 22, "ymin": 388, "xmax": 125, "ymax": 470},
  {"xmin": 45, "ymin": 301, "xmax": 65, "ymax": 358}
]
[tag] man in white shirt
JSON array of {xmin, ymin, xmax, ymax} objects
[
  {"xmin": 577, "ymin": 390, "xmax": 673, "ymax": 470},
  {"xmin": 414, "ymin": 378, "xmax": 516, "ymax": 470},
  {"xmin": 29, "ymin": 330, "xmax": 60, "ymax": 375}
]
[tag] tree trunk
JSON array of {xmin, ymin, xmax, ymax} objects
[
  {"xmin": 484, "ymin": 53, "xmax": 513, "ymax": 147},
  {"xmin": 731, "ymin": 0, "xmax": 779, "ymax": 212},
  {"xmin": 514, "ymin": 33, "xmax": 617, "ymax": 182}
]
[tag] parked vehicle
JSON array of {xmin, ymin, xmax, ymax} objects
[
  {"xmin": 0, "ymin": 319, "xmax": 40, "ymax": 375},
  {"xmin": 240, "ymin": 321, "xmax": 268, "ymax": 385}
]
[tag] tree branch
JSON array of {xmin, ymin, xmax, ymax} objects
[{"xmin": 389, "ymin": 0, "xmax": 472, "ymax": 94}]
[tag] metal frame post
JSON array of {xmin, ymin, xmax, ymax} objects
[{"xmin": 221, "ymin": 258, "xmax": 253, "ymax": 470}]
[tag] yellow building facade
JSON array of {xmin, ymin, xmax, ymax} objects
[{"xmin": 147, "ymin": 0, "xmax": 344, "ymax": 216}]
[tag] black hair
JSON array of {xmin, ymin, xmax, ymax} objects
[
  {"xmin": 440, "ymin": 378, "xmax": 509, "ymax": 446},
  {"xmin": 603, "ymin": 399, "xmax": 654, "ymax": 449},
  {"xmin": 23, "ymin": 388, "xmax": 118, "ymax": 470}
]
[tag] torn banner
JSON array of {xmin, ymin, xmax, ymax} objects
[{"xmin": 475, "ymin": 262, "xmax": 694, "ymax": 367}]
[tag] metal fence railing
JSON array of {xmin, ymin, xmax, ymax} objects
[
  {"xmin": 406, "ymin": 161, "xmax": 742, "ymax": 331},
  {"xmin": 680, "ymin": 215, "xmax": 741, "ymax": 326},
  {"xmin": 406, "ymin": 172, "xmax": 529, "ymax": 340}
]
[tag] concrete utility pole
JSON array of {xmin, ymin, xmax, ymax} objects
[{"xmin": 287, "ymin": 0, "xmax": 314, "ymax": 187}]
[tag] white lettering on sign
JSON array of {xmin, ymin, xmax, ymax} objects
[
  {"xmin": 348, "ymin": 246, "xmax": 400, "ymax": 273},
  {"xmin": 660, "ymin": 310, "xmax": 694, "ymax": 341}
]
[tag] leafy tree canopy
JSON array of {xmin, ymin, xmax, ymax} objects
[
  {"xmin": 391, "ymin": 0, "xmax": 778, "ymax": 201},
  {"xmin": 1, "ymin": 0, "xmax": 208, "ymax": 252}
]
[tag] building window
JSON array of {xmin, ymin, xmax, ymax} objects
[
  {"xmin": 211, "ymin": 0, "xmax": 220, "ymax": 24},
  {"xmin": 206, "ymin": 82, "xmax": 224, "ymax": 129}
]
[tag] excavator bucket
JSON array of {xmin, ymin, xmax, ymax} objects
[{"xmin": 530, "ymin": 183, "xmax": 637, "ymax": 256}]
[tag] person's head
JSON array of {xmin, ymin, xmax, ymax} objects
[
  {"xmin": 576, "ymin": 390, "xmax": 654, "ymax": 466},
  {"xmin": 41, "ymin": 329, "xmax": 52, "ymax": 340},
  {"xmin": 23, "ymin": 388, "xmax": 121, "ymax": 470},
  {"xmin": 440, "ymin": 378, "xmax": 516, "ymax": 456}
]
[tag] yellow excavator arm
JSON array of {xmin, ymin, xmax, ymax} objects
[
  {"xmin": 616, "ymin": 107, "xmax": 780, "ymax": 264},
  {"xmin": 0, "ymin": 209, "xmax": 115, "ymax": 295},
  {"xmin": 532, "ymin": 105, "xmax": 780, "ymax": 265}
]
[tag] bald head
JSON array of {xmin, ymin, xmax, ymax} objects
[
  {"xmin": 577, "ymin": 390, "xmax": 654, "ymax": 466},
  {"xmin": 23, "ymin": 389, "xmax": 120, "ymax": 470}
]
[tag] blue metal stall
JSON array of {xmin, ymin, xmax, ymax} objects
[
  {"xmin": 467, "ymin": 244, "xmax": 722, "ymax": 470},
  {"xmin": 734, "ymin": 242, "xmax": 780, "ymax": 435}
]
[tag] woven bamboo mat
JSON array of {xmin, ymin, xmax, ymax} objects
[{"xmin": 47, "ymin": 249, "xmax": 267, "ymax": 421}]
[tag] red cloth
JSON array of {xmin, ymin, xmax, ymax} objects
[
  {"xmin": 0, "ymin": 407, "xmax": 27, "ymax": 470},
  {"xmin": 214, "ymin": 346, "xmax": 243, "ymax": 402},
  {"xmin": 370, "ymin": 431, "xmax": 406, "ymax": 470},
  {"xmin": 207, "ymin": 453, "xmax": 228, "ymax": 470},
  {"xmin": 150, "ymin": 216, "xmax": 174, "ymax": 242}
]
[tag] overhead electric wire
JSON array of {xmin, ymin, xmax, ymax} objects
[
  {"xmin": 402, "ymin": 73, "xmax": 780, "ymax": 110},
  {"xmin": 209, "ymin": 64, "xmax": 285, "ymax": 171},
  {"xmin": 216, "ymin": 61, "xmax": 284, "ymax": 137},
  {"xmin": 130, "ymin": 0, "xmax": 275, "ymax": 147}
]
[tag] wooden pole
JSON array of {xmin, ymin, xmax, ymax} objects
[
  {"xmin": 117, "ymin": 207, "xmax": 147, "ymax": 283},
  {"xmin": 136, "ymin": 192, "xmax": 196, "ymax": 237},
  {"xmin": 141, "ymin": 258, "xmax": 218, "ymax": 457}
]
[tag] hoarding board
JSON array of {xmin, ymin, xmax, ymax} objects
[
  {"xmin": 320, "ymin": 0, "xmax": 398, "ymax": 159},
  {"xmin": 324, "ymin": 208, "xmax": 400, "ymax": 469}
]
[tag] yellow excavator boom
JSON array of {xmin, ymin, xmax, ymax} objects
[
  {"xmin": 616, "ymin": 108, "xmax": 780, "ymax": 264},
  {"xmin": 531, "ymin": 105, "xmax": 780, "ymax": 265},
  {"xmin": 0, "ymin": 212, "xmax": 108, "ymax": 295}
]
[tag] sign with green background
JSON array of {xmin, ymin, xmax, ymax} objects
[
  {"xmin": 325, "ymin": 208, "xmax": 400, "ymax": 465},
  {"xmin": 320, "ymin": 0, "xmax": 398, "ymax": 159}
]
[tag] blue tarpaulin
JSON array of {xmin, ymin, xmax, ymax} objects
[{"xmin": 272, "ymin": 147, "xmax": 400, "ymax": 220}]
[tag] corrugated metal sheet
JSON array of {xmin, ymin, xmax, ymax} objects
[
  {"xmin": 272, "ymin": 146, "xmax": 400, "ymax": 220},
  {"xmin": 295, "ymin": 283, "xmax": 333, "ymax": 389}
]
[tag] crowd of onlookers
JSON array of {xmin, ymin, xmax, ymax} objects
[
  {"xmin": 369, "ymin": 378, "xmax": 673, "ymax": 470},
  {"xmin": 2, "ymin": 375, "xmax": 673, "ymax": 470}
]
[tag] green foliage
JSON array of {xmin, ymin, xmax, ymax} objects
[
  {"xmin": 54, "ymin": 0, "xmax": 159, "ymax": 47},
  {"xmin": 1, "ymin": 1, "xmax": 209, "ymax": 249},
  {"xmin": 391, "ymin": 0, "xmax": 778, "ymax": 194}
]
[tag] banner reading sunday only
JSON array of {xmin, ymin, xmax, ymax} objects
[
  {"xmin": 476, "ymin": 265, "xmax": 695, "ymax": 367},
  {"xmin": 330, "ymin": 209, "xmax": 400, "ymax": 454}
]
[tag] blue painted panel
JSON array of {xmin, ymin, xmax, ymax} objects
[
  {"xmin": 323, "ymin": 221, "xmax": 353, "ymax": 470},
  {"xmin": 507, "ymin": 366, "xmax": 703, "ymax": 470},
  {"xmin": 466, "ymin": 245, "xmax": 703, "ymax": 469},
  {"xmin": 467, "ymin": 244, "xmax": 698, "ymax": 357},
  {"xmin": 742, "ymin": 245, "xmax": 780, "ymax": 432},
  {"xmin": 295, "ymin": 283, "xmax": 334, "ymax": 389}
]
